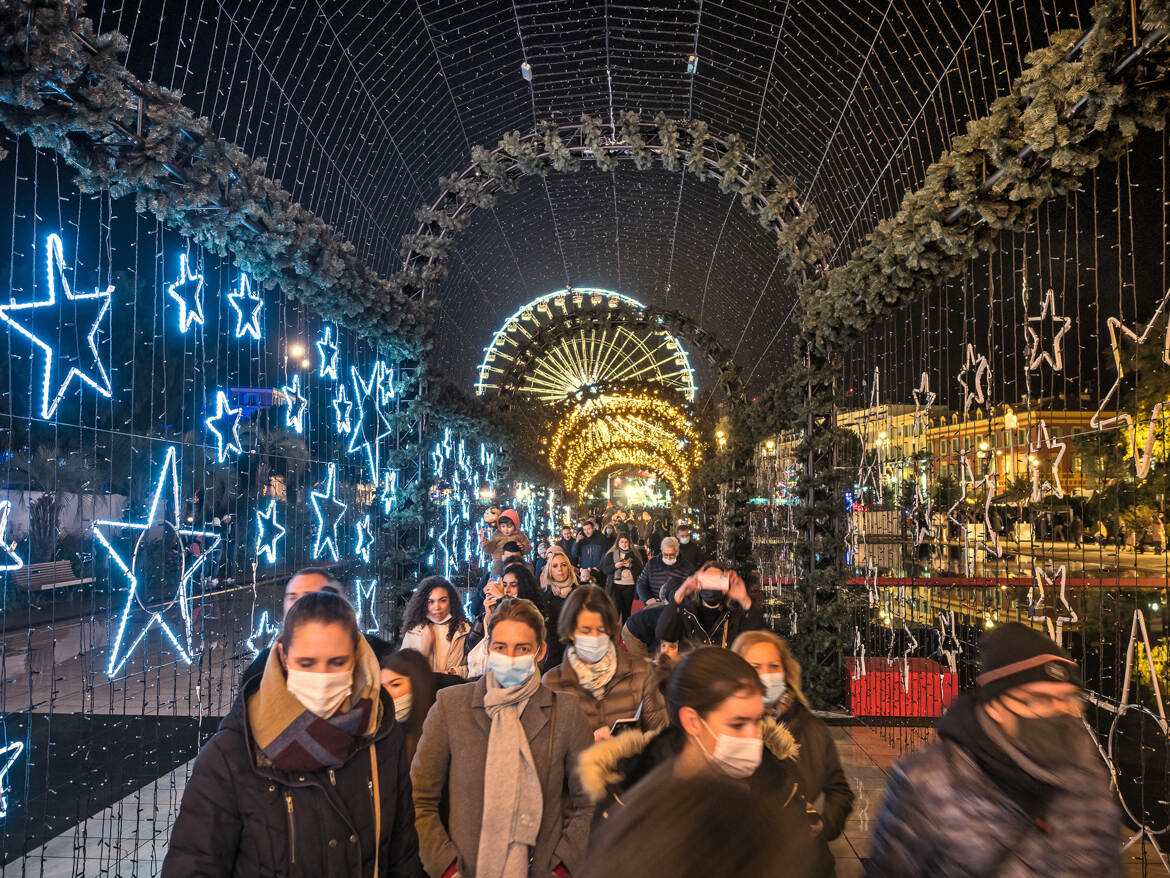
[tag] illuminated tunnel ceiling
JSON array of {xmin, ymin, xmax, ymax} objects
[{"xmin": 108, "ymin": 0, "xmax": 1083, "ymax": 399}]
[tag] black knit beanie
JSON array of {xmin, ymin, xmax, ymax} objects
[{"xmin": 976, "ymin": 622, "xmax": 1082, "ymax": 702}]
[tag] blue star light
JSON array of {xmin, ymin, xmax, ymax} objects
[
  {"xmin": 167, "ymin": 252, "xmax": 205, "ymax": 333},
  {"xmin": 355, "ymin": 513, "xmax": 374, "ymax": 564},
  {"xmin": 0, "ymin": 741, "xmax": 24, "ymax": 819},
  {"xmin": 379, "ymin": 470, "xmax": 398, "ymax": 515},
  {"xmin": 245, "ymin": 610, "xmax": 279, "ymax": 658},
  {"xmin": 332, "ymin": 383, "xmax": 353, "ymax": 435},
  {"xmin": 280, "ymin": 373, "xmax": 308, "ymax": 434},
  {"xmin": 316, "ymin": 324, "xmax": 340, "ymax": 380},
  {"xmin": 0, "ymin": 233, "xmax": 113, "ymax": 419},
  {"xmin": 355, "ymin": 579, "xmax": 380, "ymax": 634},
  {"xmin": 254, "ymin": 498, "xmax": 286, "ymax": 565},
  {"xmin": 310, "ymin": 463, "xmax": 347, "ymax": 562},
  {"xmin": 94, "ymin": 446, "xmax": 221, "ymax": 677},
  {"xmin": 349, "ymin": 362, "xmax": 391, "ymax": 483},
  {"xmin": 226, "ymin": 272, "xmax": 263, "ymax": 340},
  {"xmin": 205, "ymin": 390, "xmax": 244, "ymax": 463},
  {"xmin": 0, "ymin": 501, "xmax": 25, "ymax": 572}
]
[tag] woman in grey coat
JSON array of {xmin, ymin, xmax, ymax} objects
[{"xmin": 411, "ymin": 597, "xmax": 595, "ymax": 878}]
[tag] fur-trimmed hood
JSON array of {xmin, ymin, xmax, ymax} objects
[{"xmin": 576, "ymin": 717, "xmax": 798, "ymax": 804}]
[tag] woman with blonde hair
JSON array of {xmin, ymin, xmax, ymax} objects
[
  {"xmin": 732, "ymin": 630, "xmax": 853, "ymax": 878},
  {"xmin": 540, "ymin": 545, "xmax": 579, "ymax": 669}
]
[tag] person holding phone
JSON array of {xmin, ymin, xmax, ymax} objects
[
  {"xmin": 465, "ymin": 564, "xmax": 544, "ymax": 677},
  {"xmin": 655, "ymin": 561, "xmax": 764, "ymax": 649},
  {"xmin": 542, "ymin": 586, "xmax": 650, "ymax": 742},
  {"xmin": 601, "ymin": 534, "xmax": 644, "ymax": 622}
]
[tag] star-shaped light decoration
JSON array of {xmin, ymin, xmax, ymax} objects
[
  {"xmin": 856, "ymin": 368, "xmax": 885, "ymax": 504},
  {"xmin": 1024, "ymin": 288, "xmax": 1072, "ymax": 372},
  {"xmin": 910, "ymin": 483, "xmax": 934, "ymax": 547},
  {"xmin": 956, "ymin": 344, "xmax": 991, "ymax": 414},
  {"xmin": 166, "ymin": 252, "xmax": 205, "ymax": 333},
  {"xmin": 254, "ymin": 498, "xmax": 285, "ymax": 565},
  {"xmin": 1092, "ymin": 287, "xmax": 1170, "ymax": 479},
  {"xmin": 280, "ymin": 373, "xmax": 308, "ymax": 434},
  {"xmin": 863, "ymin": 558, "xmax": 880, "ymax": 608},
  {"xmin": 0, "ymin": 233, "xmax": 113, "ymax": 419},
  {"xmin": 898, "ymin": 622, "xmax": 919, "ymax": 693},
  {"xmin": 851, "ymin": 627, "xmax": 867, "ymax": 680},
  {"xmin": 0, "ymin": 501, "xmax": 25, "ymax": 572},
  {"xmin": 911, "ymin": 371, "xmax": 936, "ymax": 432},
  {"xmin": 379, "ymin": 470, "xmax": 398, "ymax": 515},
  {"xmin": 226, "ymin": 272, "xmax": 263, "ymax": 340},
  {"xmin": 946, "ymin": 452, "xmax": 1002, "ymax": 575},
  {"xmin": 332, "ymin": 383, "xmax": 353, "ymax": 435},
  {"xmin": 1028, "ymin": 420, "xmax": 1067, "ymax": 502},
  {"xmin": 0, "ymin": 740, "xmax": 25, "ymax": 819},
  {"xmin": 205, "ymin": 391, "xmax": 244, "ymax": 463},
  {"xmin": 245, "ymin": 610, "xmax": 278, "ymax": 658},
  {"xmin": 354, "ymin": 513, "xmax": 374, "ymax": 564},
  {"xmin": 349, "ymin": 362, "xmax": 392, "ymax": 484},
  {"xmin": 355, "ymin": 578, "xmax": 380, "ymax": 634},
  {"xmin": 1028, "ymin": 565, "xmax": 1077, "ymax": 647},
  {"xmin": 309, "ymin": 463, "xmax": 347, "ymax": 562},
  {"xmin": 936, "ymin": 610, "xmax": 961, "ymax": 674},
  {"xmin": 316, "ymin": 324, "xmax": 340, "ymax": 381},
  {"xmin": 94, "ymin": 446, "xmax": 221, "ymax": 677}
]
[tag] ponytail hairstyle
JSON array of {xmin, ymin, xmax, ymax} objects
[
  {"xmin": 666, "ymin": 647, "xmax": 765, "ymax": 726},
  {"xmin": 278, "ymin": 590, "xmax": 360, "ymax": 653},
  {"xmin": 402, "ymin": 576, "xmax": 467, "ymax": 641}
]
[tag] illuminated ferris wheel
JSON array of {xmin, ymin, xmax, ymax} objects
[{"xmin": 474, "ymin": 288, "xmax": 697, "ymax": 404}]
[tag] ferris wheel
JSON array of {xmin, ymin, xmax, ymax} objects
[{"xmin": 474, "ymin": 288, "xmax": 697, "ymax": 404}]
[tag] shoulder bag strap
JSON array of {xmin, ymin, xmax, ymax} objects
[{"xmin": 369, "ymin": 744, "xmax": 381, "ymax": 877}]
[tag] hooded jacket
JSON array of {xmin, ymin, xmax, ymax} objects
[
  {"xmin": 576, "ymin": 720, "xmax": 816, "ymax": 876},
  {"xmin": 866, "ymin": 694, "xmax": 1122, "ymax": 878},
  {"xmin": 163, "ymin": 660, "xmax": 420, "ymax": 878}
]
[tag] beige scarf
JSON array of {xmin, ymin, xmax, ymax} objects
[
  {"xmin": 541, "ymin": 548, "xmax": 578, "ymax": 599},
  {"xmin": 476, "ymin": 671, "xmax": 544, "ymax": 878},
  {"xmin": 567, "ymin": 643, "xmax": 618, "ymax": 700}
]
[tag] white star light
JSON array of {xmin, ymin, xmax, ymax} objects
[
  {"xmin": 349, "ymin": 362, "xmax": 392, "ymax": 484},
  {"xmin": 1028, "ymin": 420, "xmax": 1067, "ymax": 502},
  {"xmin": 166, "ymin": 252, "xmax": 205, "ymax": 333},
  {"xmin": 355, "ymin": 578, "xmax": 380, "ymax": 634},
  {"xmin": 1028, "ymin": 565, "xmax": 1077, "ymax": 647},
  {"xmin": 95, "ymin": 446, "xmax": 221, "ymax": 677},
  {"xmin": 226, "ymin": 272, "xmax": 263, "ymax": 340},
  {"xmin": 911, "ymin": 483, "xmax": 934, "ymax": 547},
  {"xmin": 947, "ymin": 452, "xmax": 1001, "ymax": 575},
  {"xmin": 245, "ymin": 610, "xmax": 278, "ymax": 658},
  {"xmin": 280, "ymin": 373, "xmax": 308, "ymax": 434},
  {"xmin": 1024, "ymin": 288, "xmax": 1072, "ymax": 372},
  {"xmin": 332, "ymin": 383, "xmax": 353, "ymax": 435},
  {"xmin": 937, "ymin": 610, "xmax": 961, "ymax": 674},
  {"xmin": 0, "ymin": 501, "xmax": 25, "ymax": 572},
  {"xmin": 316, "ymin": 324, "xmax": 340, "ymax": 380},
  {"xmin": 310, "ymin": 463, "xmax": 347, "ymax": 562},
  {"xmin": 0, "ymin": 740, "xmax": 24, "ymax": 819},
  {"xmin": 354, "ymin": 513, "xmax": 374, "ymax": 564},
  {"xmin": 379, "ymin": 470, "xmax": 398, "ymax": 515},
  {"xmin": 911, "ymin": 371, "xmax": 935, "ymax": 431},
  {"xmin": 956, "ymin": 344, "xmax": 991, "ymax": 414},
  {"xmin": 856, "ymin": 368, "xmax": 885, "ymax": 504},
  {"xmin": 1092, "ymin": 287, "xmax": 1170, "ymax": 479},
  {"xmin": 254, "ymin": 498, "xmax": 286, "ymax": 565},
  {"xmin": 0, "ymin": 233, "xmax": 113, "ymax": 419},
  {"xmin": 204, "ymin": 390, "xmax": 244, "ymax": 463}
]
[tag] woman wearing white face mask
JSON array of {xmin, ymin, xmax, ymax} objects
[
  {"xmin": 411, "ymin": 598, "xmax": 595, "ymax": 878},
  {"xmin": 402, "ymin": 577, "xmax": 472, "ymax": 678},
  {"xmin": 577, "ymin": 648, "xmax": 815, "ymax": 873},
  {"xmin": 733, "ymin": 631, "xmax": 853, "ymax": 878},
  {"xmin": 381, "ymin": 648, "xmax": 463, "ymax": 763},
  {"xmin": 164, "ymin": 591, "xmax": 421, "ymax": 878},
  {"xmin": 542, "ymin": 587, "xmax": 650, "ymax": 742}
]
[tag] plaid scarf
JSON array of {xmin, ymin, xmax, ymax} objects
[{"xmin": 247, "ymin": 639, "xmax": 384, "ymax": 772}]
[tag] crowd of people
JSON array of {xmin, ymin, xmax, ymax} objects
[{"xmin": 162, "ymin": 507, "xmax": 1125, "ymax": 878}]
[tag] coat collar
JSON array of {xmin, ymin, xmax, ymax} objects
[{"xmin": 468, "ymin": 673, "xmax": 554, "ymax": 741}]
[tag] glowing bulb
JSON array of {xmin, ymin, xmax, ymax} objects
[
  {"xmin": 301, "ymin": 357, "xmax": 311, "ymax": 368},
  {"xmin": 289, "ymin": 343, "xmax": 305, "ymax": 357}
]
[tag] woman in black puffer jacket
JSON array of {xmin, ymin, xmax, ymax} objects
[{"xmin": 162, "ymin": 591, "xmax": 421, "ymax": 878}]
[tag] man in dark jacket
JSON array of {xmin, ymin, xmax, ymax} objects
[
  {"xmin": 674, "ymin": 523, "xmax": 705, "ymax": 569},
  {"xmin": 635, "ymin": 537, "xmax": 694, "ymax": 604},
  {"xmin": 572, "ymin": 519, "xmax": 610, "ymax": 584},
  {"xmin": 555, "ymin": 525, "xmax": 576, "ymax": 558},
  {"xmin": 620, "ymin": 603, "xmax": 668, "ymax": 660},
  {"xmin": 655, "ymin": 565, "xmax": 763, "ymax": 649},
  {"xmin": 867, "ymin": 623, "xmax": 1121, "ymax": 878}
]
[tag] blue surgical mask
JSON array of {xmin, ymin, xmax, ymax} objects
[
  {"xmin": 488, "ymin": 651, "xmax": 537, "ymax": 689},
  {"xmin": 760, "ymin": 672, "xmax": 787, "ymax": 706}
]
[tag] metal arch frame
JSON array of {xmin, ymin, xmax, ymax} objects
[
  {"xmin": 570, "ymin": 445, "xmax": 687, "ymax": 497},
  {"xmin": 488, "ymin": 305, "xmax": 746, "ymax": 410},
  {"xmin": 475, "ymin": 287, "xmax": 697, "ymax": 403}
]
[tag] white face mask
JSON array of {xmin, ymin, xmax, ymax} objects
[
  {"xmin": 694, "ymin": 717, "xmax": 763, "ymax": 779},
  {"xmin": 678, "ymin": 535, "xmax": 691, "ymax": 544},
  {"xmin": 430, "ymin": 614, "xmax": 451, "ymax": 625},
  {"xmin": 760, "ymin": 673, "xmax": 787, "ymax": 706},
  {"xmin": 662, "ymin": 556, "xmax": 677, "ymax": 566},
  {"xmin": 393, "ymin": 692, "xmax": 413, "ymax": 723},
  {"xmin": 285, "ymin": 667, "xmax": 352, "ymax": 717},
  {"xmin": 574, "ymin": 633, "xmax": 611, "ymax": 664}
]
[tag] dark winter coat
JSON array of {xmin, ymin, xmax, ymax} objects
[
  {"xmin": 866, "ymin": 696, "xmax": 1121, "ymax": 878},
  {"xmin": 572, "ymin": 532, "xmax": 611, "ymax": 573},
  {"xmin": 576, "ymin": 721, "xmax": 816, "ymax": 875},
  {"xmin": 542, "ymin": 648, "xmax": 651, "ymax": 732},
  {"xmin": 676, "ymin": 539, "xmax": 705, "ymax": 570},
  {"xmin": 620, "ymin": 604, "xmax": 668, "ymax": 658},
  {"xmin": 634, "ymin": 556, "xmax": 695, "ymax": 603},
  {"xmin": 601, "ymin": 547, "xmax": 644, "ymax": 593},
  {"xmin": 655, "ymin": 594, "xmax": 765, "ymax": 649},
  {"xmin": 162, "ymin": 680, "xmax": 420, "ymax": 878}
]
